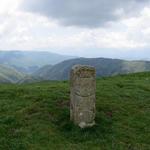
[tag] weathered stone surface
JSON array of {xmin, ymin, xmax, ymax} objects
[{"xmin": 70, "ymin": 65, "xmax": 96, "ymax": 128}]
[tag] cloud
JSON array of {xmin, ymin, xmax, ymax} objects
[
  {"xmin": 1, "ymin": 0, "xmax": 150, "ymax": 59},
  {"xmin": 0, "ymin": 0, "xmax": 21, "ymax": 14},
  {"xmin": 21, "ymin": 0, "xmax": 150, "ymax": 28}
]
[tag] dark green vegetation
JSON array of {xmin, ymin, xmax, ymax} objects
[
  {"xmin": 0, "ymin": 51, "xmax": 75, "ymax": 74},
  {"xmin": 0, "ymin": 72, "xmax": 150, "ymax": 150},
  {"xmin": 34, "ymin": 58, "xmax": 150, "ymax": 80},
  {"xmin": 0, "ymin": 65, "xmax": 25, "ymax": 83}
]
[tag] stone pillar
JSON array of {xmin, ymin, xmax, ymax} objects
[{"xmin": 70, "ymin": 65, "xmax": 96, "ymax": 128}]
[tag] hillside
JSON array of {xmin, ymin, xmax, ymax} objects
[
  {"xmin": 33, "ymin": 65, "xmax": 53, "ymax": 77},
  {"xmin": 0, "ymin": 72, "xmax": 149, "ymax": 149},
  {"xmin": 17, "ymin": 75, "xmax": 43, "ymax": 84},
  {"xmin": 34, "ymin": 58, "xmax": 150, "ymax": 80},
  {"xmin": 0, "ymin": 51, "xmax": 75, "ymax": 74},
  {"xmin": 0, "ymin": 65, "xmax": 25, "ymax": 83}
]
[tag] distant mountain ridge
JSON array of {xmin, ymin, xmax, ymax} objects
[
  {"xmin": 33, "ymin": 58, "xmax": 150, "ymax": 81},
  {"xmin": 0, "ymin": 51, "xmax": 75, "ymax": 74},
  {"xmin": 0, "ymin": 54, "xmax": 150, "ymax": 83}
]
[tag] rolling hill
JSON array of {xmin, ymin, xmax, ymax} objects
[
  {"xmin": 33, "ymin": 65, "xmax": 53, "ymax": 77},
  {"xmin": 0, "ymin": 72, "xmax": 149, "ymax": 149},
  {"xmin": 17, "ymin": 75, "xmax": 43, "ymax": 84},
  {"xmin": 0, "ymin": 51, "xmax": 75, "ymax": 74},
  {"xmin": 0, "ymin": 64, "xmax": 25, "ymax": 83},
  {"xmin": 1, "ymin": 57, "xmax": 150, "ymax": 83},
  {"xmin": 33, "ymin": 58, "xmax": 150, "ymax": 80}
]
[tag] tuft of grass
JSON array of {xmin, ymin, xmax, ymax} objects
[{"xmin": 0, "ymin": 72, "xmax": 150, "ymax": 150}]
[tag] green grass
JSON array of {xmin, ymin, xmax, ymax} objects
[{"xmin": 0, "ymin": 72, "xmax": 150, "ymax": 150}]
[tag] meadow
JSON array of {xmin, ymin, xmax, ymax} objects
[{"xmin": 0, "ymin": 72, "xmax": 150, "ymax": 150}]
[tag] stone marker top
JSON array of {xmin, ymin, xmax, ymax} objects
[{"xmin": 71, "ymin": 65, "xmax": 96, "ymax": 78}]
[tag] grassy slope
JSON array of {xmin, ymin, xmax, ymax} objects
[
  {"xmin": 0, "ymin": 72, "xmax": 150, "ymax": 150},
  {"xmin": 0, "ymin": 65, "xmax": 24, "ymax": 83}
]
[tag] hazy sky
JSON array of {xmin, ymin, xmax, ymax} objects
[{"xmin": 0, "ymin": 0, "xmax": 150, "ymax": 59}]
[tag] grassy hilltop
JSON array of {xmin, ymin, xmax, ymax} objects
[{"xmin": 0, "ymin": 72, "xmax": 150, "ymax": 150}]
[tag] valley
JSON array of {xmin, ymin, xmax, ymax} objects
[{"xmin": 0, "ymin": 51, "xmax": 150, "ymax": 83}]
